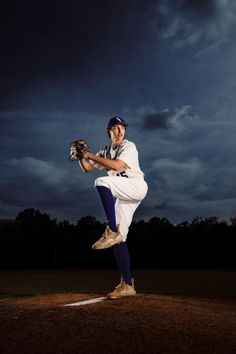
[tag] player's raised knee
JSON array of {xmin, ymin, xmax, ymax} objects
[{"xmin": 94, "ymin": 177, "xmax": 109, "ymax": 189}]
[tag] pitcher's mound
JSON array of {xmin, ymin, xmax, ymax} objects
[{"xmin": 1, "ymin": 294, "xmax": 236, "ymax": 354}]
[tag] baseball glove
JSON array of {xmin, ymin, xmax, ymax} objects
[{"xmin": 70, "ymin": 139, "xmax": 89, "ymax": 161}]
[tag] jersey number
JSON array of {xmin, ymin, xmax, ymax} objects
[{"xmin": 117, "ymin": 171, "xmax": 128, "ymax": 178}]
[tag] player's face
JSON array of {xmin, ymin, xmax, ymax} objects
[{"xmin": 109, "ymin": 124, "xmax": 126, "ymax": 145}]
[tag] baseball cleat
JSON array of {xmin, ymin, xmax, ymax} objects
[
  {"xmin": 107, "ymin": 278, "xmax": 136, "ymax": 300},
  {"xmin": 92, "ymin": 225, "xmax": 123, "ymax": 250}
]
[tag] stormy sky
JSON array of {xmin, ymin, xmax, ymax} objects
[{"xmin": 1, "ymin": 0, "xmax": 236, "ymax": 223}]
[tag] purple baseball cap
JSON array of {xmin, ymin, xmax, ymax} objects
[{"xmin": 107, "ymin": 116, "xmax": 128, "ymax": 130}]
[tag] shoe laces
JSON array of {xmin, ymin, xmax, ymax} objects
[
  {"xmin": 100, "ymin": 226, "xmax": 110, "ymax": 240},
  {"xmin": 104, "ymin": 226, "xmax": 118, "ymax": 239},
  {"xmin": 115, "ymin": 278, "xmax": 124, "ymax": 289}
]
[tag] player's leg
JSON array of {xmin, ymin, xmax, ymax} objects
[
  {"xmin": 111, "ymin": 197, "xmax": 142, "ymax": 288},
  {"xmin": 113, "ymin": 242, "xmax": 132, "ymax": 285},
  {"xmin": 107, "ymin": 241, "xmax": 136, "ymax": 299},
  {"xmin": 95, "ymin": 186, "xmax": 118, "ymax": 232},
  {"xmin": 95, "ymin": 176, "xmax": 148, "ymax": 203},
  {"xmin": 107, "ymin": 199, "xmax": 142, "ymax": 298},
  {"xmin": 95, "ymin": 185, "xmax": 133, "ymax": 286},
  {"xmin": 92, "ymin": 178, "xmax": 122, "ymax": 249},
  {"xmin": 93, "ymin": 176, "xmax": 147, "ymax": 299},
  {"xmin": 115, "ymin": 199, "xmax": 141, "ymax": 241},
  {"xmin": 92, "ymin": 176, "xmax": 147, "ymax": 249}
]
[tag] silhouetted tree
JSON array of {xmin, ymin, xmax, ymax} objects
[
  {"xmin": 0, "ymin": 209, "xmax": 235, "ymax": 268},
  {"xmin": 230, "ymin": 217, "xmax": 236, "ymax": 226}
]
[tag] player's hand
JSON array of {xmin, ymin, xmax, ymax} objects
[
  {"xmin": 83, "ymin": 151, "xmax": 90, "ymax": 159},
  {"xmin": 69, "ymin": 139, "xmax": 89, "ymax": 161}
]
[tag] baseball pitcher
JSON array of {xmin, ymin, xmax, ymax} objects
[{"xmin": 70, "ymin": 116, "xmax": 148, "ymax": 299}]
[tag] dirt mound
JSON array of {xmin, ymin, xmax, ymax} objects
[{"xmin": 0, "ymin": 293, "xmax": 236, "ymax": 354}]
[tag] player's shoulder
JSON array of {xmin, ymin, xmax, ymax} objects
[
  {"xmin": 121, "ymin": 139, "xmax": 136, "ymax": 149},
  {"xmin": 120, "ymin": 139, "xmax": 137, "ymax": 153}
]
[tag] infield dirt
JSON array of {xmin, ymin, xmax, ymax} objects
[{"xmin": 0, "ymin": 269, "xmax": 236, "ymax": 354}]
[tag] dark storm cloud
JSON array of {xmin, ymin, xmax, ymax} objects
[
  {"xmin": 1, "ymin": 0, "xmax": 236, "ymax": 224},
  {"xmin": 150, "ymin": 0, "xmax": 236, "ymax": 48},
  {"xmin": 0, "ymin": 0, "xmax": 154, "ymax": 109},
  {"xmin": 0, "ymin": 156, "xmax": 103, "ymax": 222},
  {"xmin": 143, "ymin": 106, "xmax": 196, "ymax": 132},
  {"xmin": 143, "ymin": 110, "xmax": 170, "ymax": 130},
  {"xmin": 141, "ymin": 115, "xmax": 236, "ymax": 223},
  {"xmin": 0, "ymin": 107, "xmax": 130, "ymax": 222},
  {"xmin": 181, "ymin": 0, "xmax": 220, "ymax": 19},
  {"xmin": 0, "ymin": 109, "xmax": 111, "ymax": 165},
  {"xmin": 154, "ymin": 200, "xmax": 175, "ymax": 210}
]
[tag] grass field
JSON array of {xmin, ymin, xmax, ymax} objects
[{"xmin": 0, "ymin": 268, "xmax": 236, "ymax": 354}]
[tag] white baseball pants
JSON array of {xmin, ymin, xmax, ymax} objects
[{"xmin": 94, "ymin": 176, "xmax": 148, "ymax": 241}]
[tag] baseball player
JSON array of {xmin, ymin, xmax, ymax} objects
[{"xmin": 70, "ymin": 116, "xmax": 148, "ymax": 299}]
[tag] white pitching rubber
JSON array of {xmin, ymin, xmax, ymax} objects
[{"xmin": 64, "ymin": 297, "xmax": 106, "ymax": 307}]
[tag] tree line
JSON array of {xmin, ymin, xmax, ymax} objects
[{"xmin": 0, "ymin": 208, "xmax": 235, "ymax": 268}]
